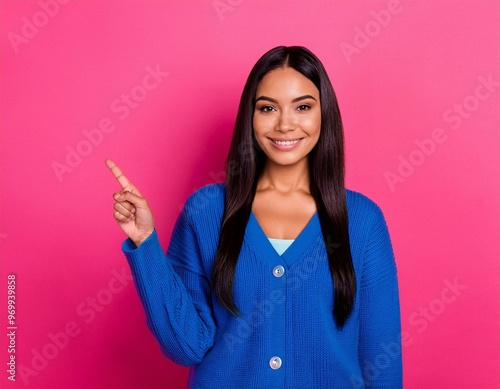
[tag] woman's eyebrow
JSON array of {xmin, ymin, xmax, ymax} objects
[
  {"xmin": 291, "ymin": 94, "xmax": 317, "ymax": 103},
  {"xmin": 255, "ymin": 96, "xmax": 278, "ymax": 103},
  {"xmin": 255, "ymin": 94, "xmax": 317, "ymax": 104}
]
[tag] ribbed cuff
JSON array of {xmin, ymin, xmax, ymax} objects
[{"xmin": 122, "ymin": 229, "xmax": 160, "ymax": 254}]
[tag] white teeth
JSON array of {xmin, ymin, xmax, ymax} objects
[{"xmin": 273, "ymin": 139, "xmax": 300, "ymax": 146}]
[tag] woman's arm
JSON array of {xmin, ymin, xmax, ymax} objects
[
  {"xmin": 122, "ymin": 206, "xmax": 216, "ymax": 366},
  {"xmin": 358, "ymin": 205, "xmax": 403, "ymax": 388},
  {"xmin": 106, "ymin": 159, "xmax": 216, "ymax": 366}
]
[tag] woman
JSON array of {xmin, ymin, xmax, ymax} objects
[{"xmin": 106, "ymin": 46, "xmax": 403, "ymax": 388}]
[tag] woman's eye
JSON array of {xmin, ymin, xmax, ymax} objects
[
  {"xmin": 297, "ymin": 104, "xmax": 310, "ymax": 111},
  {"xmin": 259, "ymin": 106, "xmax": 275, "ymax": 112}
]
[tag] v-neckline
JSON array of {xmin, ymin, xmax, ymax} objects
[{"xmin": 245, "ymin": 210, "xmax": 322, "ymax": 268}]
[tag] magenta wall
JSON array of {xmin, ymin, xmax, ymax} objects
[{"xmin": 1, "ymin": 1, "xmax": 499, "ymax": 388}]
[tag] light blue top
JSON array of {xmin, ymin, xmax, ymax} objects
[
  {"xmin": 268, "ymin": 238, "xmax": 295, "ymax": 256},
  {"xmin": 122, "ymin": 183, "xmax": 402, "ymax": 388}
]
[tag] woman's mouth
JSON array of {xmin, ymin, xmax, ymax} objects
[{"xmin": 267, "ymin": 137, "xmax": 304, "ymax": 151}]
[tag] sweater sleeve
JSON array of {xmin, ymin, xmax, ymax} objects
[
  {"xmin": 358, "ymin": 205, "xmax": 403, "ymax": 388},
  {"xmin": 122, "ymin": 205, "xmax": 216, "ymax": 366}
]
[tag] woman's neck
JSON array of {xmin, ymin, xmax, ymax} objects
[{"xmin": 257, "ymin": 158, "xmax": 310, "ymax": 194}]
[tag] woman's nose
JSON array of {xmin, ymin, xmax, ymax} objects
[{"xmin": 276, "ymin": 110, "xmax": 296, "ymax": 133}]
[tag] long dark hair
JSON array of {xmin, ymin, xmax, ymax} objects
[{"xmin": 211, "ymin": 46, "xmax": 356, "ymax": 328}]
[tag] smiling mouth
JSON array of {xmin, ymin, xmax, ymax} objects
[{"xmin": 268, "ymin": 138, "xmax": 304, "ymax": 146}]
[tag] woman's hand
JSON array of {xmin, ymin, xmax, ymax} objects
[{"xmin": 105, "ymin": 159, "xmax": 155, "ymax": 247}]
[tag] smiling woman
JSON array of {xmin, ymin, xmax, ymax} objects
[
  {"xmin": 251, "ymin": 67, "xmax": 321, "ymax": 242},
  {"xmin": 253, "ymin": 67, "xmax": 321, "ymax": 164},
  {"xmin": 106, "ymin": 46, "xmax": 403, "ymax": 388}
]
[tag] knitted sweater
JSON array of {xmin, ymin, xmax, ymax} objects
[{"xmin": 122, "ymin": 183, "xmax": 403, "ymax": 388}]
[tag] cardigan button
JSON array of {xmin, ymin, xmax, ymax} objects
[
  {"xmin": 269, "ymin": 356, "xmax": 282, "ymax": 370},
  {"xmin": 272, "ymin": 265, "xmax": 285, "ymax": 278}
]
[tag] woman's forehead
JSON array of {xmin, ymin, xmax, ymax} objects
[{"xmin": 256, "ymin": 67, "xmax": 319, "ymax": 100}]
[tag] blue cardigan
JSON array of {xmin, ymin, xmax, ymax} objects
[{"xmin": 122, "ymin": 183, "xmax": 403, "ymax": 388}]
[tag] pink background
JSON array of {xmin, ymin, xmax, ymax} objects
[{"xmin": 1, "ymin": 1, "xmax": 499, "ymax": 388}]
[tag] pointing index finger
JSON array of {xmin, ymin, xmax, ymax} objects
[{"xmin": 105, "ymin": 159, "xmax": 133, "ymax": 190}]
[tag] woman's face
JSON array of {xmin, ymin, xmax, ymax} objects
[{"xmin": 253, "ymin": 66, "xmax": 321, "ymax": 168}]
